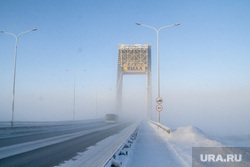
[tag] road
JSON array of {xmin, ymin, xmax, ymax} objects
[{"xmin": 0, "ymin": 120, "xmax": 130, "ymax": 167}]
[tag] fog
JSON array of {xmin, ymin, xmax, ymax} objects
[
  {"xmin": 120, "ymin": 75, "xmax": 147, "ymax": 120},
  {"xmin": 1, "ymin": 67, "xmax": 250, "ymax": 137},
  {"xmin": 1, "ymin": 0, "xmax": 250, "ymax": 139}
]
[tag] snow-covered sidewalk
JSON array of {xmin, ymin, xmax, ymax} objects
[
  {"xmin": 125, "ymin": 122, "xmax": 182, "ymax": 167},
  {"xmin": 125, "ymin": 121, "xmax": 225, "ymax": 167}
]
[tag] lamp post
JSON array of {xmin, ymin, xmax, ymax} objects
[
  {"xmin": 136, "ymin": 23, "xmax": 179, "ymax": 124},
  {"xmin": 108, "ymin": 88, "xmax": 112, "ymax": 112},
  {"xmin": 0, "ymin": 29, "xmax": 37, "ymax": 127},
  {"xmin": 66, "ymin": 69, "xmax": 86, "ymax": 122}
]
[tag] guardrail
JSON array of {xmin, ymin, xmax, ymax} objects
[
  {"xmin": 150, "ymin": 121, "xmax": 171, "ymax": 134},
  {"xmin": 104, "ymin": 122, "xmax": 140, "ymax": 167}
]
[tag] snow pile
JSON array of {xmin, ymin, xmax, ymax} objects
[
  {"xmin": 166, "ymin": 126, "xmax": 222, "ymax": 146},
  {"xmin": 152, "ymin": 124, "xmax": 223, "ymax": 167}
]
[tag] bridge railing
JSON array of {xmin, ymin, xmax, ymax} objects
[
  {"xmin": 150, "ymin": 120, "xmax": 171, "ymax": 134},
  {"xmin": 103, "ymin": 121, "xmax": 140, "ymax": 167}
]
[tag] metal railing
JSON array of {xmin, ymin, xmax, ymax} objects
[
  {"xmin": 150, "ymin": 121, "xmax": 171, "ymax": 134},
  {"xmin": 103, "ymin": 122, "xmax": 140, "ymax": 167}
]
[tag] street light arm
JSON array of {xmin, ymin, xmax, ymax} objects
[
  {"xmin": 0, "ymin": 28, "xmax": 37, "ymax": 38},
  {"xmin": 75, "ymin": 69, "xmax": 86, "ymax": 75},
  {"xmin": 135, "ymin": 23, "xmax": 157, "ymax": 32},
  {"xmin": 0, "ymin": 31, "xmax": 17, "ymax": 38},
  {"xmin": 66, "ymin": 69, "xmax": 87, "ymax": 73},
  {"xmin": 17, "ymin": 28, "xmax": 37, "ymax": 38},
  {"xmin": 158, "ymin": 23, "xmax": 180, "ymax": 32}
]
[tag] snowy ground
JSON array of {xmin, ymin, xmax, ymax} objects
[
  {"xmin": 125, "ymin": 122, "xmax": 183, "ymax": 167},
  {"xmin": 152, "ymin": 124, "xmax": 222, "ymax": 167},
  {"xmin": 218, "ymin": 135, "xmax": 250, "ymax": 147},
  {"xmin": 55, "ymin": 121, "xmax": 249, "ymax": 167},
  {"xmin": 123, "ymin": 121, "xmax": 249, "ymax": 167}
]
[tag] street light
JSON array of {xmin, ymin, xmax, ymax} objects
[
  {"xmin": 66, "ymin": 69, "xmax": 86, "ymax": 122},
  {"xmin": 108, "ymin": 88, "xmax": 112, "ymax": 112},
  {"xmin": 136, "ymin": 23, "xmax": 180, "ymax": 124},
  {"xmin": 0, "ymin": 28, "xmax": 37, "ymax": 127}
]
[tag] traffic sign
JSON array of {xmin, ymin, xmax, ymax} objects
[
  {"xmin": 156, "ymin": 97, "xmax": 163, "ymax": 104},
  {"xmin": 156, "ymin": 105, "xmax": 163, "ymax": 112}
]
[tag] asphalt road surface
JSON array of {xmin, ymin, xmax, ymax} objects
[
  {"xmin": 0, "ymin": 121, "xmax": 130, "ymax": 167},
  {"xmin": 0, "ymin": 120, "xmax": 107, "ymax": 147}
]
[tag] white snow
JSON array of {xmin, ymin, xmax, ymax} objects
[
  {"xmin": 124, "ymin": 122, "xmax": 223, "ymax": 167},
  {"xmin": 218, "ymin": 135, "xmax": 250, "ymax": 147},
  {"xmin": 125, "ymin": 122, "xmax": 183, "ymax": 167},
  {"xmin": 154, "ymin": 124, "xmax": 223, "ymax": 167}
]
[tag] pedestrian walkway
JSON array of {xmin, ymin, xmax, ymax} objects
[{"xmin": 126, "ymin": 121, "xmax": 182, "ymax": 167}]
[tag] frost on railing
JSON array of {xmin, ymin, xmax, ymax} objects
[{"xmin": 150, "ymin": 121, "xmax": 171, "ymax": 134}]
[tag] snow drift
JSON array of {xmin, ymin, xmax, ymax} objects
[{"xmin": 151, "ymin": 124, "xmax": 223, "ymax": 167}]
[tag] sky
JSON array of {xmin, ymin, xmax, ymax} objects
[{"xmin": 0, "ymin": 0, "xmax": 250, "ymax": 136}]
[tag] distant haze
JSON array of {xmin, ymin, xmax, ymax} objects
[{"xmin": 1, "ymin": 0, "xmax": 250, "ymax": 136}]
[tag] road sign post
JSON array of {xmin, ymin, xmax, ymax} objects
[
  {"xmin": 156, "ymin": 97, "xmax": 163, "ymax": 124},
  {"xmin": 156, "ymin": 97, "xmax": 163, "ymax": 104},
  {"xmin": 156, "ymin": 105, "xmax": 163, "ymax": 112}
]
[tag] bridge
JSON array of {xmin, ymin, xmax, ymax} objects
[
  {"xmin": 1, "ymin": 44, "xmax": 249, "ymax": 167},
  {"xmin": 0, "ymin": 120, "xmax": 182, "ymax": 167},
  {"xmin": 0, "ymin": 44, "xmax": 171, "ymax": 167}
]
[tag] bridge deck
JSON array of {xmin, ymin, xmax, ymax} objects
[{"xmin": 126, "ymin": 122, "xmax": 182, "ymax": 167}]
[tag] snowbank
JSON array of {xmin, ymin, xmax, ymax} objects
[
  {"xmin": 218, "ymin": 135, "xmax": 250, "ymax": 147},
  {"xmin": 151, "ymin": 124, "xmax": 223, "ymax": 167}
]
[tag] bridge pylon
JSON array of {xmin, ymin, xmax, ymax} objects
[{"xmin": 115, "ymin": 44, "xmax": 152, "ymax": 120}]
